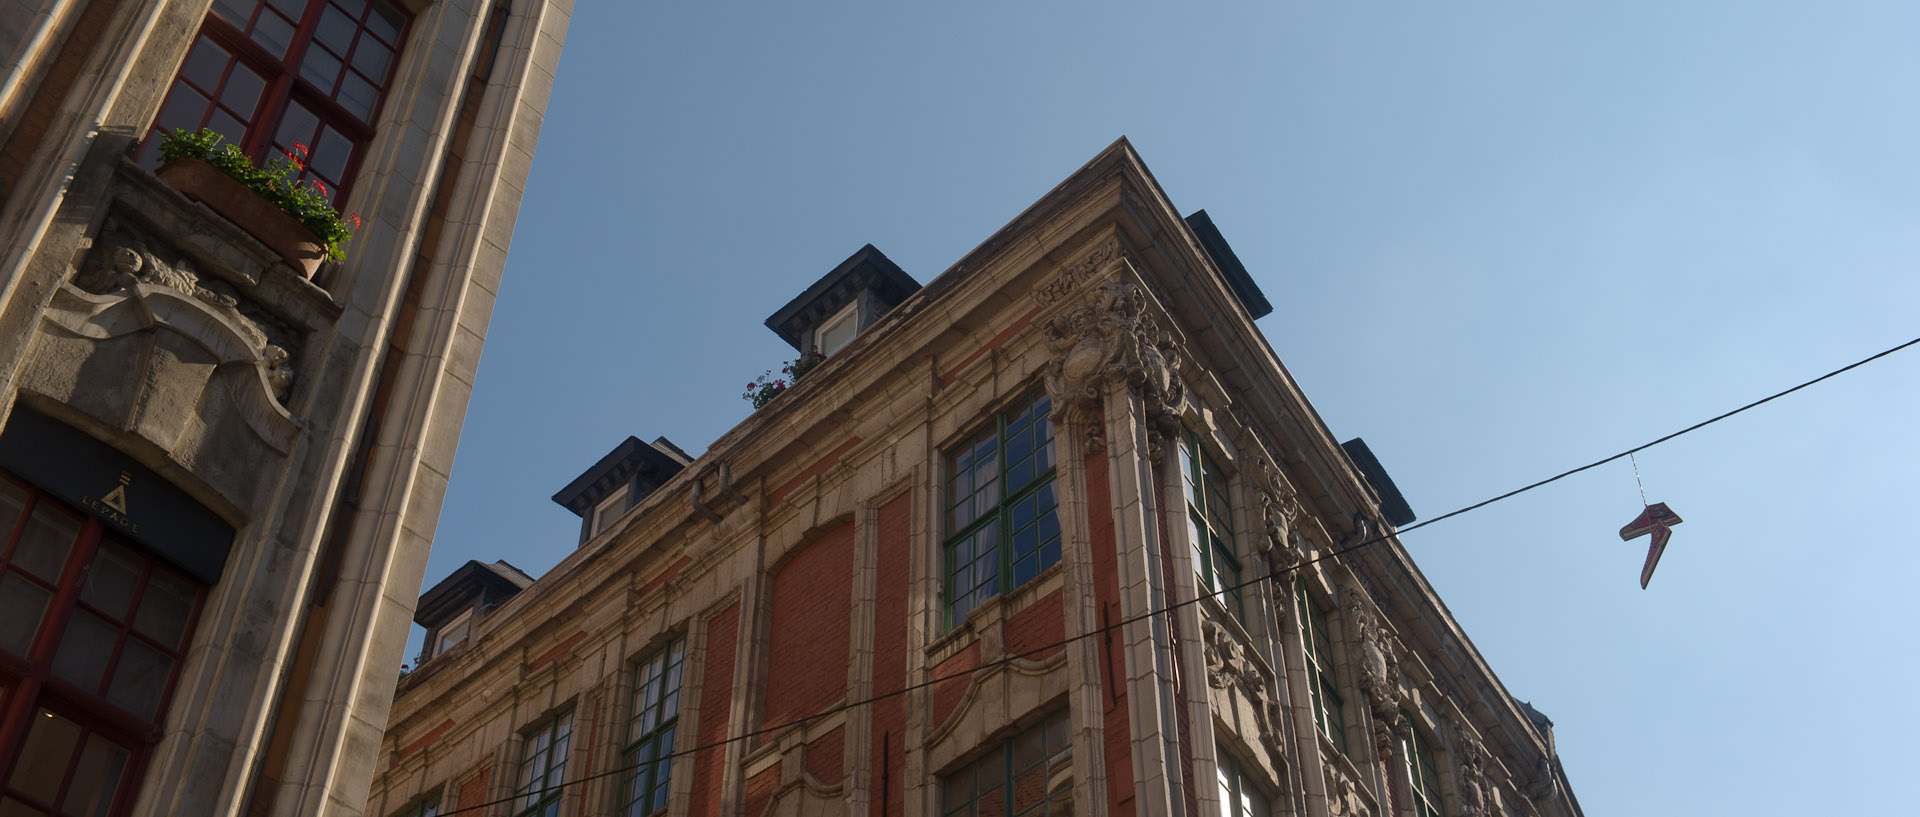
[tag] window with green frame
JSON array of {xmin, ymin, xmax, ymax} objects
[
  {"xmin": 1181, "ymin": 432, "xmax": 1242, "ymax": 619},
  {"xmin": 1215, "ymin": 749, "xmax": 1269, "ymax": 817},
  {"xmin": 619, "ymin": 639, "xmax": 684, "ymax": 817},
  {"xmin": 1295, "ymin": 581, "xmax": 1347, "ymax": 754},
  {"xmin": 1402, "ymin": 719, "xmax": 1446, "ymax": 817},
  {"xmin": 513, "ymin": 711, "xmax": 573, "ymax": 817},
  {"xmin": 944, "ymin": 390, "xmax": 1060, "ymax": 626},
  {"xmin": 394, "ymin": 800, "xmax": 439, "ymax": 817},
  {"xmin": 941, "ymin": 710, "xmax": 1072, "ymax": 817}
]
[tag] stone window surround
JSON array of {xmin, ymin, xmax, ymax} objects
[
  {"xmin": 1295, "ymin": 576, "xmax": 1350, "ymax": 757},
  {"xmin": 1213, "ymin": 746, "xmax": 1272, "ymax": 817},
  {"xmin": 619, "ymin": 636, "xmax": 685, "ymax": 817},
  {"xmin": 389, "ymin": 790, "xmax": 442, "ymax": 817},
  {"xmin": 511, "ymin": 708, "xmax": 574, "ymax": 817},
  {"xmin": 937, "ymin": 386, "xmax": 1061, "ymax": 630},
  {"xmin": 1399, "ymin": 713, "xmax": 1446, "ymax": 817},
  {"xmin": 1177, "ymin": 425, "xmax": 1247, "ymax": 624},
  {"xmin": 936, "ymin": 706, "xmax": 1073, "ymax": 817}
]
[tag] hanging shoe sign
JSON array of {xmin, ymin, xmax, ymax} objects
[{"xmin": 1619, "ymin": 502, "xmax": 1682, "ymax": 589}]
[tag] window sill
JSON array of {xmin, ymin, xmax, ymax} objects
[{"xmin": 927, "ymin": 562, "xmax": 1066, "ymax": 666}]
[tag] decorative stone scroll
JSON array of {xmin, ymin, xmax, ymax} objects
[
  {"xmin": 1041, "ymin": 280, "xmax": 1185, "ymax": 457},
  {"xmin": 1446, "ymin": 717, "xmax": 1493, "ymax": 817},
  {"xmin": 1343, "ymin": 585, "xmax": 1407, "ymax": 756}
]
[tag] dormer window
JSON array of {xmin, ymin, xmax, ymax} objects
[
  {"xmin": 591, "ymin": 485, "xmax": 629, "ymax": 537},
  {"xmin": 433, "ymin": 609, "xmax": 472, "ymax": 657},
  {"xmin": 765, "ymin": 245, "xmax": 921, "ymax": 359},
  {"xmin": 815, "ymin": 302, "xmax": 859, "ymax": 356}
]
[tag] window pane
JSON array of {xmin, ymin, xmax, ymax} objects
[
  {"xmin": 133, "ymin": 569, "xmax": 198, "ymax": 649},
  {"xmin": 300, "ymin": 46, "xmax": 343, "ymax": 92},
  {"xmin": 336, "ymin": 71, "xmax": 378, "ymax": 121},
  {"xmin": 53, "ymin": 610, "xmax": 118, "ymax": 691},
  {"xmin": 219, "ymin": 63, "xmax": 267, "ymax": 120},
  {"xmin": 367, "ymin": 1, "xmax": 405, "ymax": 44},
  {"xmin": 350, "ymin": 39, "xmax": 391, "ymax": 81},
  {"xmin": 154, "ymin": 86, "xmax": 213, "ymax": 137},
  {"xmin": 315, "ymin": 5, "xmax": 357, "ymax": 54},
  {"xmin": 0, "ymin": 573, "xmax": 49, "ymax": 657},
  {"xmin": 9, "ymin": 709, "xmax": 82, "ymax": 803},
  {"xmin": 106, "ymin": 638, "xmax": 173, "ymax": 719},
  {"xmin": 210, "ymin": 0, "xmax": 253, "ymax": 24},
  {"xmin": 60, "ymin": 735, "xmax": 130, "ymax": 817},
  {"xmin": 250, "ymin": 10, "xmax": 297, "ymax": 59},
  {"xmin": 312, "ymin": 125, "xmax": 352, "ymax": 181},
  {"xmin": 266, "ymin": 0, "xmax": 305, "ymax": 18},
  {"xmin": 180, "ymin": 38, "xmax": 230, "ymax": 92},
  {"xmin": 274, "ymin": 100, "xmax": 321, "ymax": 150},
  {"xmin": 15, "ymin": 504, "xmax": 80, "ymax": 582},
  {"xmin": 79, "ymin": 542, "xmax": 142, "ymax": 620},
  {"xmin": 0, "ymin": 481, "xmax": 25, "ymax": 541}
]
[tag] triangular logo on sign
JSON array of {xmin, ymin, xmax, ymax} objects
[{"xmin": 101, "ymin": 471, "xmax": 130, "ymax": 514}]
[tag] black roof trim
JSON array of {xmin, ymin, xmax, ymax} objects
[
  {"xmin": 1185, "ymin": 210, "xmax": 1273, "ymax": 320},
  {"xmin": 414, "ymin": 559, "xmax": 535, "ymax": 628},
  {"xmin": 551, "ymin": 436, "xmax": 693, "ymax": 517},
  {"xmin": 764, "ymin": 244, "xmax": 921, "ymax": 350},
  {"xmin": 1340, "ymin": 437, "xmax": 1417, "ymax": 528}
]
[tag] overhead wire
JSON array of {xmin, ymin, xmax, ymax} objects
[{"xmin": 435, "ymin": 333, "xmax": 1920, "ymax": 816}]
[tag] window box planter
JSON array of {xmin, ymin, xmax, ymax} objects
[{"xmin": 156, "ymin": 158, "xmax": 327, "ymax": 279}]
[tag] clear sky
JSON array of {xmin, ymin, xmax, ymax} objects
[{"xmin": 415, "ymin": 3, "xmax": 1920, "ymax": 814}]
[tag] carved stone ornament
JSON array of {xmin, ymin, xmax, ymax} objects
[
  {"xmin": 1254, "ymin": 455, "xmax": 1306, "ymax": 571},
  {"xmin": 1343, "ymin": 586, "xmax": 1407, "ymax": 756},
  {"xmin": 1201, "ymin": 618, "xmax": 1288, "ymax": 768},
  {"xmin": 1041, "ymin": 279, "xmax": 1185, "ymax": 457},
  {"xmin": 72, "ymin": 214, "xmax": 299, "ymax": 403},
  {"xmin": 1323, "ymin": 763, "xmax": 1371, "ymax": 817},
  {"xmin": 1447, "ymin": 717, "xmax": 1493, "ymax": 817}
]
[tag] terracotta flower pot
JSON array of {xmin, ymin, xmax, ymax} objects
[{"xmin": 155, "ymin": 158, "xmax": 326, "ymax": 279}]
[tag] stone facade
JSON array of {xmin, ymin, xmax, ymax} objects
[
  {"xmin": 368, "ymin": 141, "xmax": 1584, "ymax": 817},
  {"xmin": 0, "ymin": 1, "xmax": 568, "ymax": 815}
]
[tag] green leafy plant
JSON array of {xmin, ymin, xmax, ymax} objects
[
  {"xmin": 158, "ymin": 128, "xmax": 361, "ymax": 262},
  {"xmin": 742, "ymin": 351, "xmax": 827, "ymax": 409}
]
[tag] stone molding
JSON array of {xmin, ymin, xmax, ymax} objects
[{"xmin": 1041, "ymin": 278, "xmax": 1185, "ymax": 458}]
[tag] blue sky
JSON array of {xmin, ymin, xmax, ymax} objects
[{"xmin": 416, "ymin": 3, "xmax": 1920, "ymax": 814}]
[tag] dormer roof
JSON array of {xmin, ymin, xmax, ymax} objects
[
  {"xmin": 551, "ymin": 436, "xmax": 693, "ymax": 517},
  {"xmin": 413, "ymin": 559, "xmax": 535, "ymax": 629},
  {"xmin": 763, "ymin": 244, "xmax": 921, "ymax": 351}
]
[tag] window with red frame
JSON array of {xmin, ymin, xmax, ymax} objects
[
  {"xmin": 141, "ymin": 0, "xmax": 411, "ymax": 204},
  {"xmin": 0, "ymin": 476, "xmax": 207, "ymax": 817}
]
